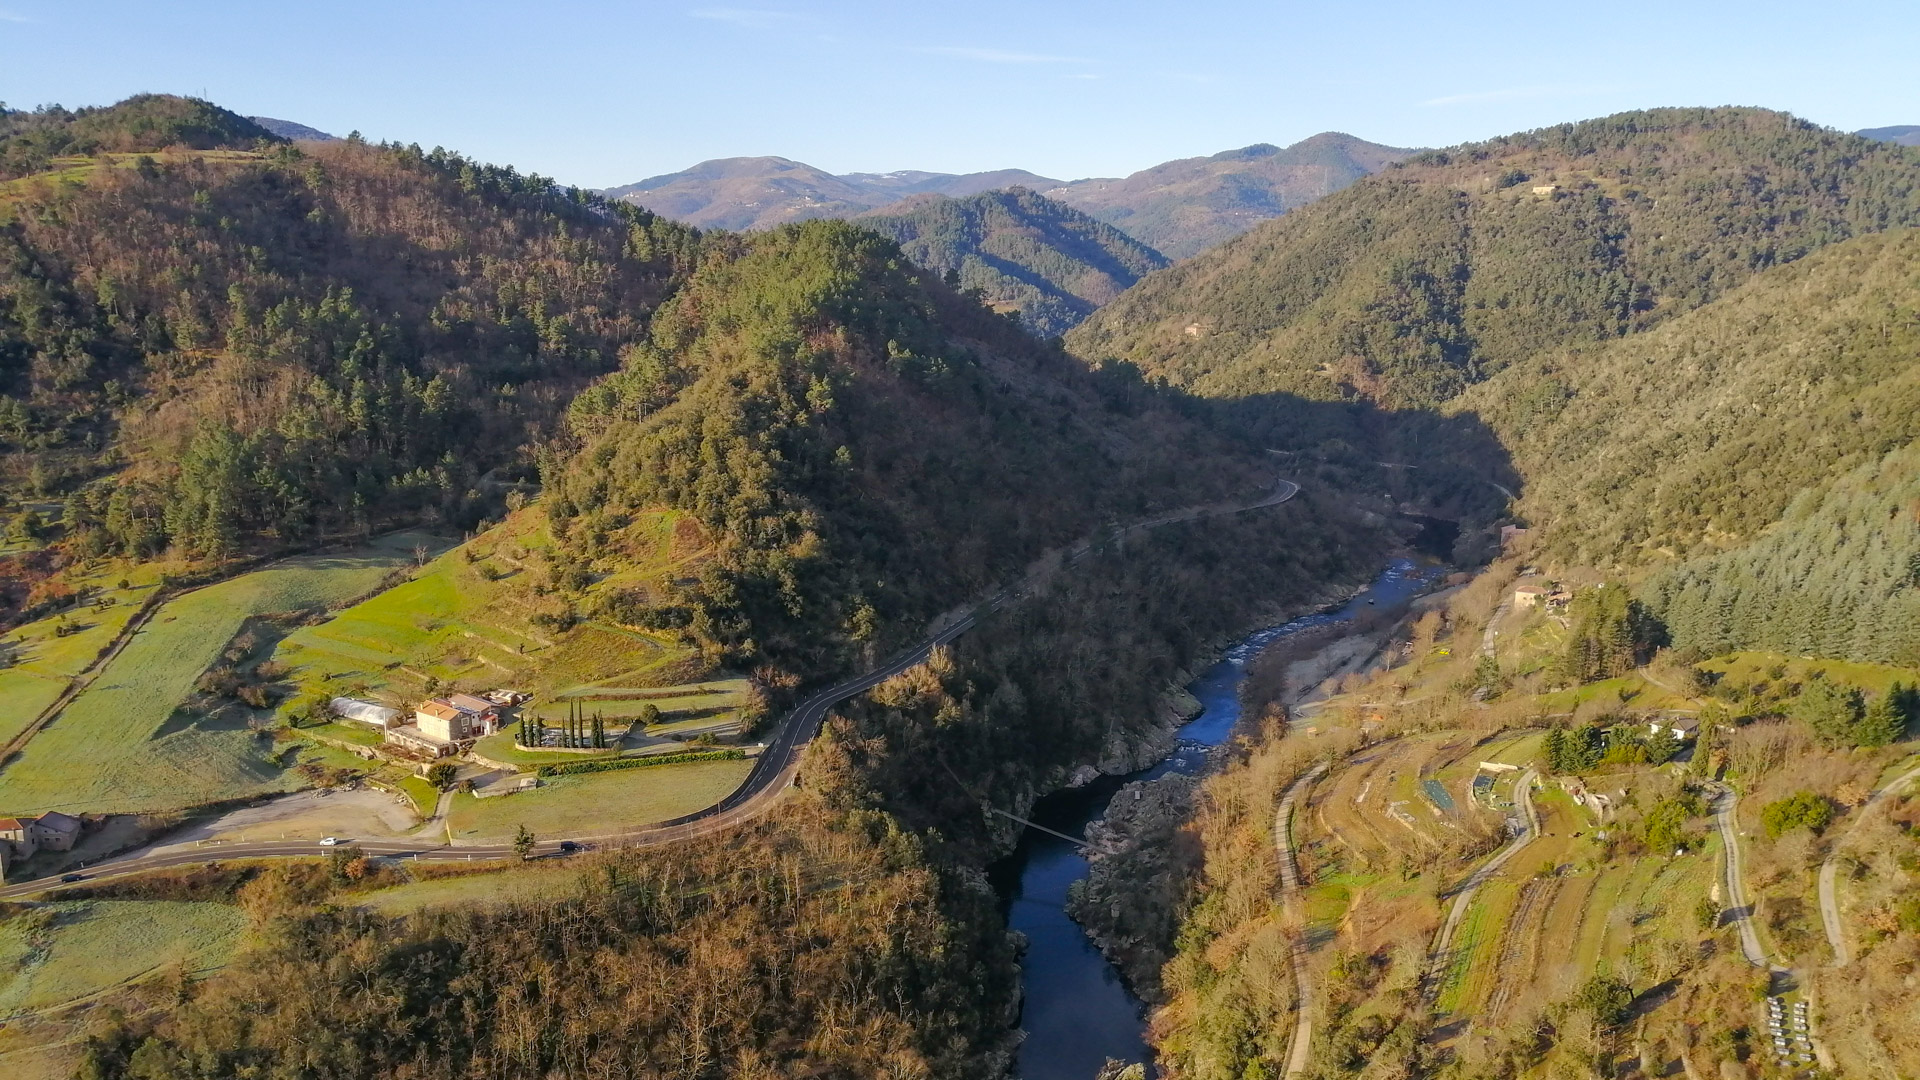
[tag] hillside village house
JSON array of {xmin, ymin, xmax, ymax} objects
[
  {"xmin": 0, "ymin": 810, "xmax": 83, "ymax": 869},
  {"xmin": 1648, "ymin": 715, "xmax": 1701, "ymax": 741},
  {"xmin": 384, "ymin": 695, "xmax": 502, "ymax": 759},
  {"xmin": 1513, "ymin": 583, "xmax": 1551, "ymax": 608}
]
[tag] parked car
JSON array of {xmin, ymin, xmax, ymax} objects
[
  {"xmin": 319, "ymin": 837, "xmax": 343, "ymax": 846},
  {"xmin": 558, "ymin": 841, "xmax": 579, "ymax": 853}
]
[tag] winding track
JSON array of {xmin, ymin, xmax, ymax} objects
[
  {"xmin": 1276, "ymin": 762, "xmax": 1328, "ymax": 1080},
  {"xmin": 1424, "ymin": 768, "xmax": 1538, "ymax": 1000},
  {"xmin": 1711, "ymin": 786, "xmax": 1771, "ymax": 968},
  {"xmin": 2, "ymin": 479, "xmax": 1300, "ymax": 900},
  {"xmin": 1817, "ymin": 759, "xmax": 1920, "ymax": 966}
]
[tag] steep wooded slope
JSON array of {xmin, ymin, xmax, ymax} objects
[
  {"xmin": 1458, "ymin": 227, "xmax": 1920, "ymax": 569},
  {"xmin": 1070, "ymin": 108, "xmax": 1920, "ymax": 408},
  {"xmin": 857, "ymin": 187, "xmax": 1170, "ymax": 336},
  {"xmin": 552, "ymin": 219, "xmax": 1265, "ymax": 678},
  {"xmin": 0, "ymin": 103, "xmax": 698, "ymax": 577}
]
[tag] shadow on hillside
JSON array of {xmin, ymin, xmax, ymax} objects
[{"xmin": 1208, "ymin": 391, "xmax": 1523, "ymax": 536}]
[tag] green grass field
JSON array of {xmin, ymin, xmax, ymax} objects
[
  {"xmin": 355, "ymin": 863, "xmax": 581, "ymax": 914},
  {"xmin": 0, "ymin": 534, "xmax": 430, "ymax": 815},
  {"xmin": 0, "ymin": 900, "xmax": 245, "ymax": 1016},
  {"xmin": 444, "ymin": 758, "xmax": 754, "ymax": 843},
  {"xmin": 0, "ymin": 564, "xmax": 171, "ymax": 747}
]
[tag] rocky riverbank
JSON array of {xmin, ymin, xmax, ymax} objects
[{"xmin": 1066, "ymin": 771, "xmax": 1202, "ymax": 1002}]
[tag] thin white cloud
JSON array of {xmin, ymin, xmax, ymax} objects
[
  {"xmin": 914, "ymin": 46, "xmax": 1091, "ymax": 65},
  {"xmin": 0, "ymin": 8, "xmax": 33, "ymax": 22},
  {"xmin": 1420, "ymin": 84, "xmax": 1619, "ymax": 108},
  {"xmin": 689, "ymin": 8, "xmax": 803, "ymax": 30}
]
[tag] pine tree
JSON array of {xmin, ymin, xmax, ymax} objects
[{"xmin": 1859, "ymin": 689, "xmax": 1907, "ymax": 748}]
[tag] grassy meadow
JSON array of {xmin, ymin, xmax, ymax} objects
[
  {"xmin": 0, "ymin": 534, "xmax": 429, "ymax": 815},
  {"xmin": 271, "ymin": 508, "xmax": 711, "ymax": 710},
  {"xmin": 0, "ymin": 562, "xmax": 170, "ymax": 747},
  {"xmin": 0, "ymin": 900, "xmax": 245, "ymax": 1016},
  {"xmin": 444, "ymin": 757, "xmax": 754, "ymax": 843}
]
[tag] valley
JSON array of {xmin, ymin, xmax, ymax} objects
[{"xmin": 1, "ymin": 85, "xmax": 1918, "ymax": 1080}]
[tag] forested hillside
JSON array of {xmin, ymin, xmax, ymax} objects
[
  {"xmin": 1069, "ymin": 108, "xmax": 1920, "ymax": 408},
  {"xmin": 1458, "ymin": 228, "xmax": 1920, "ymax": 566},
  {"xmin": 1645, "ymin": 442, "xmax": 1920, "ymax": 665},
  {"xmin": 857, "ymin": 187, "xmax": 1169, "ymax": 336},
  {"xmin": 0, "ymin": 96, "xmax": 700, "ymax": 612},
  {"xmin": 1046, "ymin": 132, "xmax": 1413, "ymax": 258},
  {"xmin": 551, "ymin": 218, "xmax": 1264, "ymax": 681}
]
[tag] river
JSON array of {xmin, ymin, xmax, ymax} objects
[{"xmin": 990, "ymin": 557, "xmax": 1438, "ymax": 1079}]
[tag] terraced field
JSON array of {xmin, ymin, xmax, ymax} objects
[
  {"xmin": 272, "ymin": 508, "xmax": 712, "ymax": 708},
  {"xmin": 0, "ymin": 535, "xmax": 429, "ymax": 815}
]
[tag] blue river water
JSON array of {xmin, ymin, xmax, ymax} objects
[{"xmin": 991, "ymin": 558, "xmax": 1436, "ymax": 1079}]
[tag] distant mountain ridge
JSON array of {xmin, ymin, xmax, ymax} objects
[
  {"xmin": 600, "ymin": 157, "xmax": 1065, "ymax": 231},
  {"xmin": 1860, "ymin": 125, "xmax": 1920, "ymax": 147},
  {"xmin": 856, "ymin": 188, "xmax": 1170, "ymax": 336},
  {"xmin": 1044, "ymin": 133, "xmax": 1417, "ymax": 258},
  {"xmin": 602, "ymin": 132, "xmax": 1411, "ymax": 258}
]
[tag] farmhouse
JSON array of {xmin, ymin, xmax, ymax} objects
[
  {"xmin": 1513, "ymin": 583, "xmax": 1550, "ymax": 608},
  {"xmin": 383, "ymin": 694, "xmax": 504, "ymax": 759},
  {"xmin": 1648, "ymin": 714, "xmax": 1701, "ymax": 741},
  {"xmin": 0, "ymin": 810, "xmax": 83, "ymax": 862}
]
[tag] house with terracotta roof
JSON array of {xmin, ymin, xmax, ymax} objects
[{"xmin": 0, "ymin": 810, "xmax": 83, "ymax": 864}]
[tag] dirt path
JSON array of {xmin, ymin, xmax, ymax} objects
[
  {"xmin": 1276, "ymin": 763, "xmax": 1328, "ymax": 1080},
  {"xmin": 1818, "ymin": 759, "xmax": 1920, "ymax": 966},
  {"xmin": 1425, "ymin": 768, "xmax": 1538, "ymax": 997}
]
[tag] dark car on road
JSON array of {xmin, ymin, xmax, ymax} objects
[
  {"xmin": 60, "ymin": 873, "xmax": 86, "ymax": 883},
  {"xmin": 558, "ymin": 841, "xmax": 579, "ymax": 853}
]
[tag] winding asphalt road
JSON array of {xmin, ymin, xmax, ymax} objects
[
  {"xmin": 1711, "ymin": 787, "xmax": 1771, "ymax": 968},
  {"xmin": 2, "ymin": 478, "xmax": 1300, "ymax": 901}
]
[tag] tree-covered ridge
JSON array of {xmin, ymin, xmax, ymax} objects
[
  {"xmin": 1068, "ymin": 107, "xmax": 1920, "ymax": 409},
  {"xmin": 0, "ymin": 94, "xmax": 281, "ymax": 180},
  {"xmin": 857, "ymin": 187, "xmax": 1170, "ymax": 337},
  {"xmin": 553, "ymin": 218, "xmax": 1261, "ymax": 679},
  {"xmin": 1458, "ymin": 227, "xmax": 1920, "ymax": 568},
  {"xmin": 0, "ymin": 134, "xmax": 698, "ymax": 586}
]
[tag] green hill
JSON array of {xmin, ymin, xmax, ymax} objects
[
  {"xmin": 1069, "ymin": 108, "xmax": 1920, "ymax": 409},
  {"xmin": 1, "ymin": 94, "xmax": 281, "ymax": 179},
  {"xmin": 552, "ymin": 218, "xmax": 1265, "ymax": 677},
  {"xmin": 856, "ymin": 187, "xmax": 1170, "ymax": 336},
  {"xmin": 0, "ymin": 110, "xmax": 698, "ymax": 615},
  {"xmin": 1459, "ymin": 227, "xmax": 1920, "ymax": 570},
  {"xmin": 1448, "ymin": 228, "xmax": 1920, "ymax": 663}
]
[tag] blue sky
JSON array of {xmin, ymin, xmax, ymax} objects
[{"xmin": 1, "ymin": 1, "xmax": 1914, "ymax": 188}]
